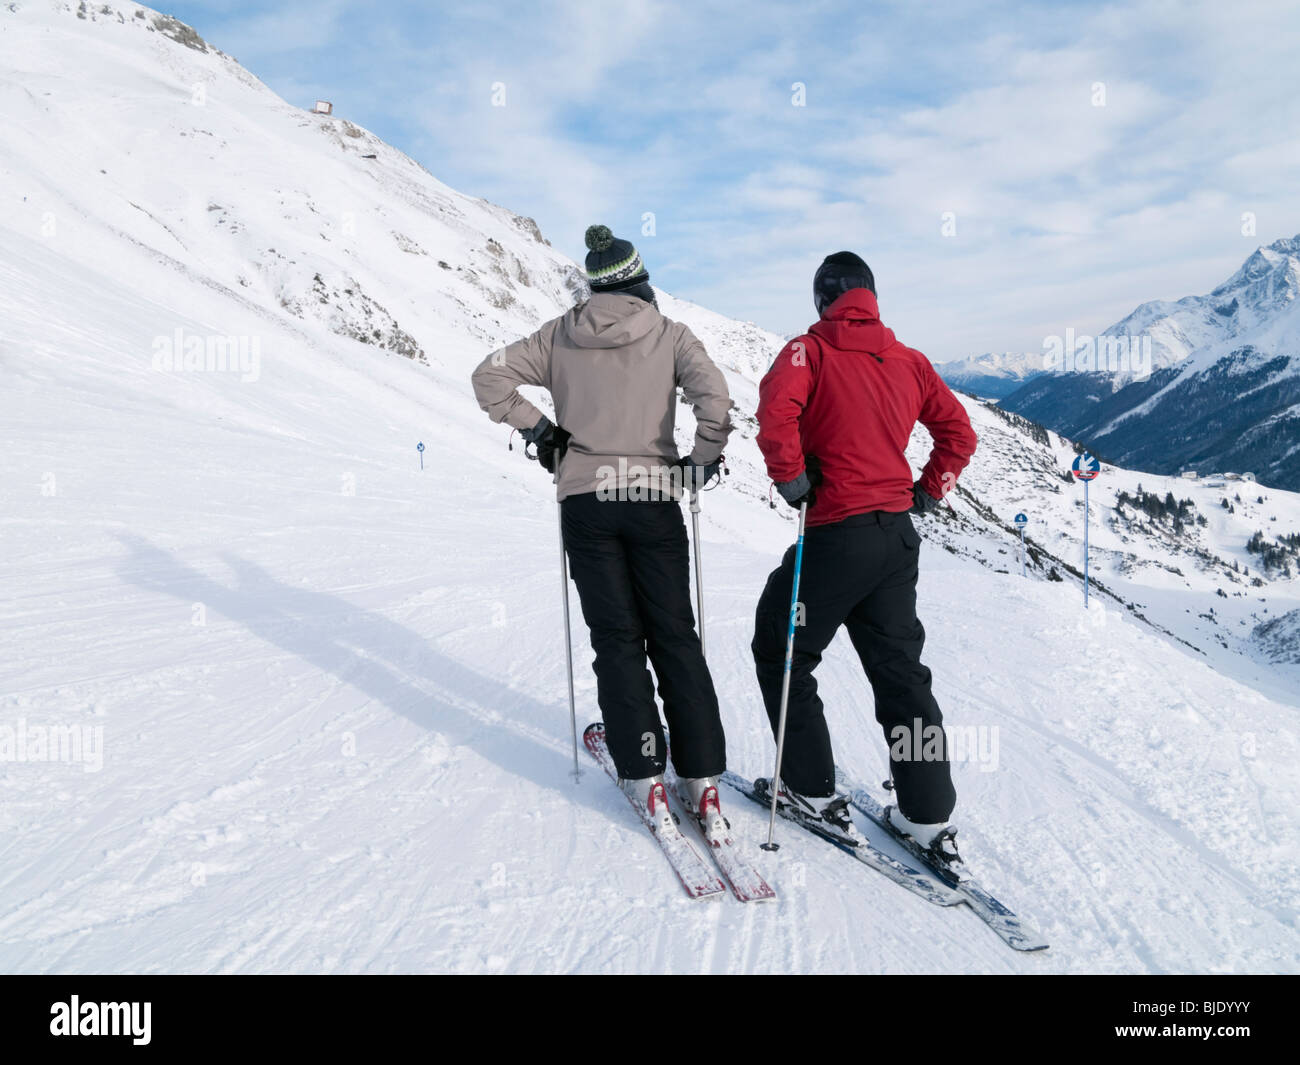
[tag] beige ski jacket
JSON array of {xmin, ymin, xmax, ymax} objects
[{"xmin": 472, "ymin": 292, "xmax": 733, "ymax": 501}]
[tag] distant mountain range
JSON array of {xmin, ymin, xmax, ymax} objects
[
  {"xmin": 936, "ymin": 351, "xmax": 1046, "ymax": 399},
  {"xmin": 994, "ymin": 236, "xmax": 1300, "ymax": 491}
]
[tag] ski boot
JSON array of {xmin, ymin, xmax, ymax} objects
[
  {"xmin": 885, "ymin": 804, "xmax": 966, "ymax": 879},
  {"xmin": 762, "ymin": 779, "xmax": 863, "ymax": 845},
  {"xmin": 619, "ymin": 774, "xmax": 677, "ymax": 834},
  {"xmin": 675, "ymin": 776, "xmax": 731, "ymax": 845}
]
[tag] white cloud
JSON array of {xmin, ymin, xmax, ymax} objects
[{"xmin": 172, "ymin": 0, "xmax": 1300, "ymax": 360}]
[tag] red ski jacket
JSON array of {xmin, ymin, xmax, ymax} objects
[{"xmin": 756, "ymin": 288, "xmax": 977, "ymax": 527}]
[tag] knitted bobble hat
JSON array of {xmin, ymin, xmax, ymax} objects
[{"xmin": 584, "ymin": 224, "xmax": 649, "ymax": 291}]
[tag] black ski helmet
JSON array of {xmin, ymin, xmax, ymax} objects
[{"xmin": 813, "ymin": 251, "xmax": 875, "ymax": 314}]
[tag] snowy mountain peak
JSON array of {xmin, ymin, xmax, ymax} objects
[
  {"xmin": 1209, "ymin": 235, "xmax": 1300, "ymax": 314},
  {"xmin": 1099, "ymin": 234, "xmax": 1300, "ymax": 376},
  {"xmin": 1001, "ymin": 234, "xmax": 1300, "ymax": 490}
]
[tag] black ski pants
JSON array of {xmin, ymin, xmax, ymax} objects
[
  {"xmin": 751, "ymin": 509, "xmax": 956, "ymax": 824},
  {"xmin": 561, "ymin": 492, "xmax": 725, "ymax": 780}
]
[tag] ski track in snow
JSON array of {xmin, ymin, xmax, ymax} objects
[{"xmin": 3, "ymin": 223, "xmax": 1298, "ymax": 976}]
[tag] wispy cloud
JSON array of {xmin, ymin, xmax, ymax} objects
[{"xmin": 166, "ymin": 0, "xmax": 1300, "ymax": 359}]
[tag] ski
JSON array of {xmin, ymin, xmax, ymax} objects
[
  {"xmin": 719, "ymin": 771, "xmax": 961, "ymax": 907},
  {"xmin": 663, "ymin": 762, "xmax": 777, "ymax": 903},
  {"xmin": 584, "ymin": 723, "xmax": 726, "ymax": 901},
  {"xmin": 834, "ymin": 767, "xmax": 1050, "ymax": 953}
]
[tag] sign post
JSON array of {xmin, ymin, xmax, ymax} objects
[
  {"xmin": 417, "ymin": 441, "xmax": 425, "ymax": 470},
  {"xmin": 1014, "ymin": 512, "xmax": 1028, "ymax": 577},
  {"xmin": 1070, "ymin": 452, "xmax": 1101, "ymax": 606}
]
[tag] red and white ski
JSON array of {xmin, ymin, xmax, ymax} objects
[
  {"xmin": 584, "ymin": 723, "xmax": 726, "ymax": 901},
  {"xmin": 663, "ymin": 763, "xmax": 777, "ymax": 903}
]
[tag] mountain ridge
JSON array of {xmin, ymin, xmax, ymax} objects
[{"xmin": 1000, "ymin": 235, "xmax": 1300, "ymax": 490}]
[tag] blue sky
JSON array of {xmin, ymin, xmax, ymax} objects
[{"xmin": 167, "ymin": 0, "xmax": 1300, "ymax": 361}]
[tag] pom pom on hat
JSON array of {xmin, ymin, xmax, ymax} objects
[{"xmin": 585, "ymin": 225, "xmax": 614, "ymax": 252}]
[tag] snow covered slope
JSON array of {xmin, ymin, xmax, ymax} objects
[{"xmin": 2, "ymin": 2, "xmax": 1298, "ymax": 973}]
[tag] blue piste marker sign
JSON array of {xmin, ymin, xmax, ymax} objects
[
  {"xmin": 1070, "ymin": 453, "xmax": 1101, "ymax": 604},
  {"xmin": 1014, "ymin": 512, "xmax": 1028, "ymax": 577},
  {"xmin": 417, "ymin": 441, "xmax": 425, "ymax": 470},
  {"xmin": 1071, "ymin": 452, "xmax": 1100, "ymax": 480}
]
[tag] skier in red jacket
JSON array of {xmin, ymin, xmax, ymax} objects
[{"xmin": 753, "ymin": 251, "xmax": 978, "ymax": 869}]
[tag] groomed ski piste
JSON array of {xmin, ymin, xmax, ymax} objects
[{"xmin": 2, "ymin": 2, "xmax": 1298, "ymax": 973}]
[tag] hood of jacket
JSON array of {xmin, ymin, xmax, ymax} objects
[
  {"xmin": 809, "ymin": 288, "xmax": 897, "ymax": 355},
  {"xmin": 564, "ymin": 291, "xmax": 662, "ymax": 349}
]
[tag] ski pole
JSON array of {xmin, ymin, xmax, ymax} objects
[
  {"xmin": 761, "ymin": 500, "xmax": 808, "ymax": 851},
  {"xmin": 558, "ymin": 501, "xmax": 581, "ymax": 780},
  {"xmin": 689, "ymin": 489, "xmax": 706, "ymax": 657}
]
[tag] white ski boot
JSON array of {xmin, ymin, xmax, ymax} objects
[
  {"xmin": 886, "ymin": 805, "xmax": 966, "ymax": 878},
  {"xmin": 619, "ymin": 775, "xmax": 676, "ymax": 834},
  {"xmin": 676, "ymin": 776, "xmax": 730, "ymax": 844}
]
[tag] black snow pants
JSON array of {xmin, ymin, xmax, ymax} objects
[
  {"xmin": 751, "ymin": 509, "xmax": 956, "ymax": 824},
  {"xmin": 561, "ymin": 492, "xmax": 726, "ymax": 780}
]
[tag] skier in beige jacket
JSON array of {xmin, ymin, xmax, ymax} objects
[{"xmin": 472, "ymin": 224, "xmax": 734, "ymax": 839}]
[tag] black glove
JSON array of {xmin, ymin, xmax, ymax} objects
[
  {"xmin": 522, "ymin": 416, "xmax": 571, "ymax": 475},
  {"xmin": 775, "ymin": 454, "xmax": 822, "ymax": 510},
  {"xmin": 910, "ymin": 481, "xmax": 941, "ymax": 516},
  {"xmin": 676, "ymin": 455, "xmax": 721, "ymax": 493}
]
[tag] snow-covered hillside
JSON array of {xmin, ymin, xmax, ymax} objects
[{"xmin": 2, "ymin": 2, "xmax": 1298, "ymax": 973}]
